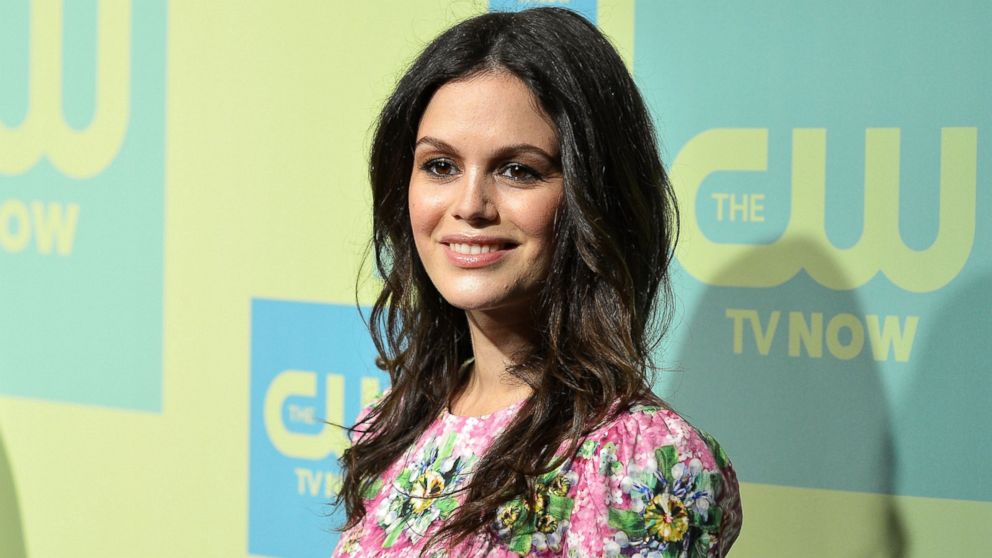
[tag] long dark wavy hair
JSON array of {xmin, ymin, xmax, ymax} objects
[{"xmin": 337, "ymin": 6, "xmax": 679, "ymax": 552}]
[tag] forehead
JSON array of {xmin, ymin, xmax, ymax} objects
[{"xmin": 416, "ymin": 72, "xmax": 559, "ymax": 154}]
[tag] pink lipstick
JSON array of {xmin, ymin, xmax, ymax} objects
[{"xmin": 439, "ymin": 235, "xmax": 517, "ymax": 269}]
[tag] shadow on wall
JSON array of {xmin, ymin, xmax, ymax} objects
[
  {"xmin": 1, "ymin": 423, "xmax": 27, "ymax": 558},
  {"xmin": 898, "ymin": 273, "xmax": 991, "ymax": 503},
  {"xmin": 668, "ymin": 237, "xmax": 906, "ymax": 557}
]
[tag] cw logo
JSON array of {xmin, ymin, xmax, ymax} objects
[
  {"xmin": 263, "ymin": 370, "xmax": 380, "ymax": 461},
  {"xmin": 0, "ymin": 0, "xmax": 130, "ymax": 178},
  {"xmin": 670, "ymin": 127, "xmax": 977, "ymax": 293}
]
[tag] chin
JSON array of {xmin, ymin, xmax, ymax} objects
[
  {"xmin": 437, "ymin": 290, "xmax": 538, "ymax": 318},
  {"xmin": 441, "ymin": 296, "xmax": 502, "ymax": 312}
]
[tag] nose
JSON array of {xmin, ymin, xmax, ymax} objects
[{"xmin": 452, "ymin": 167, "xmax": 497, "ymax": 223}]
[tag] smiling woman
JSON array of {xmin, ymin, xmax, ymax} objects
[
  {"xmin": 333, "ymin": 7, "xmax": 741, "ymax": 557},
  {"xmin": 409, "ymin": 73, "xmax": 563, "ymax": 321}
]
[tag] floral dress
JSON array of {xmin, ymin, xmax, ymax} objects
[{"xmin": 333, "ymin": 400, "xmax": 742, "ymax": 557}]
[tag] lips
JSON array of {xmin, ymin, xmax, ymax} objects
[{"xmin": 439, "ymin": 235, "xmax": 518, "ymax": 268}]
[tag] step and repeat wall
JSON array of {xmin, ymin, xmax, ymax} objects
[{"xmin": 1, "ymin": 1, "xmax": 987, "ymax": 556}]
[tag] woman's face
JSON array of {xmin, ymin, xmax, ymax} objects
[{"xmin": 409, "ymin": 72, "xmax": 564, "ymax": 318}]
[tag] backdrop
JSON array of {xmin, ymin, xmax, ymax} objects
[{"xmin": 1, "ymin": 1, "xmax": 988, "ymax": 556}]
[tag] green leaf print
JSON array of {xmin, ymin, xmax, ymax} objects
[
  {"xmin": 630, "ymin": 404, "xmax": 660, "ymax": 415},
  {"xmin": 699, "ymin": 430, "xmax": 729, "ymax": 469},
  {"xmin": 693, "ymin": 533, "xmax": 711, "ymax": 556},
  {"xmin": 434, "ymin": 497, "xmax": 457, "ymax": 516},
  {"xmin": 547, "ymin": 493, "xmax": 574, "ymax": 518},
  {"xmin": 707, "ymin": 504, "xmax": 723, "ymax": 528},
  {"xmin": 361, "ymin": 478, "xmax": 383, "ymax": 500},
  {"xmin": 382, "ymin": 518, "xmax": 406, "ymax": 548},
  {"xmin": 440, "ymin": 432, "xmax": 457, "ymax": 456},
  {"xmin": 608, "ymin": 508, "xmax": 646, "ymax": 538},
  {"xmin": 578, "ymin": 439, "xmax": 600, "ymax": 458},
  {"xmin": 656, "ymin": 445, "xmax": 678, "ymax": 479},
  {"xmin": 509, "ymin": 532, "xmax": 533, "ymax": 554}
]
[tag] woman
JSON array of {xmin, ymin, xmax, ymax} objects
[{"xmin": 334, "ymin": 7, "xmax": 742, "ymax": 557}]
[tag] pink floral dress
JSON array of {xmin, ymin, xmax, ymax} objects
[{"xmin": 333, "ymin": 400, "xmax": 742, "ymax": 557}]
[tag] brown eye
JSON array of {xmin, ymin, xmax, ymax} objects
[
  {"xmin": 423, "ymin": 159, "xmax": 458, "ymax": 177},
  {"xmin": 500, "ymin": 163, "xmax": 540, "ymax": 182}
]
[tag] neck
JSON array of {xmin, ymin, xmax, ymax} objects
[{"xmin": 448, "ymin": 306, "xmax": 535, "ymax": 417}]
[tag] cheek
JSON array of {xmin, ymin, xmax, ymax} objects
[
  {"xmin": 408, "ymin": 183, "xmax": 444, "ymax": 252},
  {"xmin": 512, "ymin": 189, "xmax": 563, "ymax": 243},
  {"xmin": 407, "ymin": 183, "xmax": 428, "ymax": 232}
]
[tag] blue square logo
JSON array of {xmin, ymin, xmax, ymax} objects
[{"xmin": 249, "ymin": 299, "xmax": 388, "ymax": 557}]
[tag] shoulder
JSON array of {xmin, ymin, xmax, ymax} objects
[
  {"xmin": 564, "ymin": 403, "xmax": 743, "ymax": 557},
  {"xmin": 582, "ymin": 404, "xmax": 733, "ymax": 474}
]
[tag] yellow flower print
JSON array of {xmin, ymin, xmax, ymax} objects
[
  {"xmin": 528, "ymin": 491, "xmax": 547, "ymax": 516},
  {"xmin": 409, "ymin": 470, "xmax": 446, "ymax": 514},
  {"xmin": 496, "ymin": 501, "xmax": 523, "ymax": 530},
  {"xmin": 536, "ymin": 513, "xmax": 559, "ymax": 534},
  {"xmin": 643, "ymin": 492, "xmax": 689, "ymax": 542},
  {"xmin": 549, "ymin": 473, "xmax": 571, "ymax": 497}
]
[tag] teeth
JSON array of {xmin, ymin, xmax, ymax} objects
[{"xmin": 449, "ymin": 243, "xmax": 503, "ymax": 255}]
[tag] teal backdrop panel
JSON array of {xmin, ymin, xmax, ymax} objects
[
  {"xmin": 0, "ymin": 0, "xmax": 167, "ymax": 411},
  {"xmin": 490, "ymin": 0, "xmax": 597, "ymax": 21},
  {"xmin": 636, "ymin": 0, "xmax": 990, "ymax": 501}
]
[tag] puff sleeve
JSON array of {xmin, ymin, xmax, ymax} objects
[{"xmin": 561, "ymin": 405, "xmax": 742, "ymax": 557}]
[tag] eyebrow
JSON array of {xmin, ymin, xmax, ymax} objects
[{"xmin": 414, "ymin": 136, "xmax": 559, "ymax": 163}]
